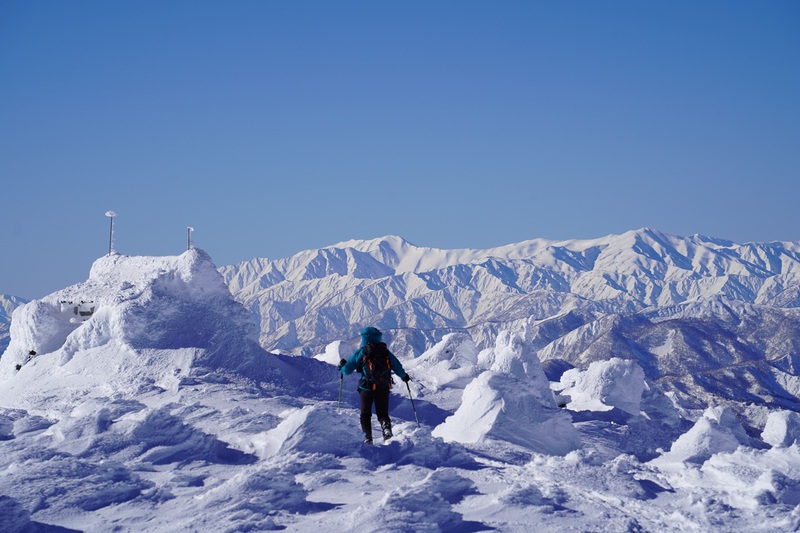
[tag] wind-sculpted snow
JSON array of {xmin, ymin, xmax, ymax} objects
[
  {"xmin": 557, "ymin": 358, "xmax": 646, "ymax": 415},
  {"xmin": 1, "ymin": 247, "xmax": 799, "ymax": 531},
  {"xmin": 0, "ymin": 250, "xmax": 306, "ymax": 405},
  {"xmin": 433, "ymin": 331, "xmax": 582, "ymax": 455},
  {"xmin": 652, "ymin": 406, "xmax": 754, "ymax": 465},
  {"xmin": 763, "ymin": 410, "xmax": 800, "ymax": 448}
]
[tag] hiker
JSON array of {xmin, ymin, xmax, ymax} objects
[{"xmin": 339, "ymin": 326, "xmax": 411, "ymax": 444}]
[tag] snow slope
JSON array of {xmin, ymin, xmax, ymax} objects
[{"xmin": 1, "ymin": 244, "xmax": 800, "ymax": 531}]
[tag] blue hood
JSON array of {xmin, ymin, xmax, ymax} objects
[{"xmin": 360, "ymin": 326, "xmax": 382, "ymax": 346}]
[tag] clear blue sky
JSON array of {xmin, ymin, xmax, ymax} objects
[{"xmin": 1, "ymin": 1, "xmax": 798, "ymax": 298}]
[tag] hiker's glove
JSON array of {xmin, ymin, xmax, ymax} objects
[
  {"xmin": 337, "ymin": 359, "xmax": 347, "ymax": 371},
  {"xmin": 402, "ymin": 374, "xmax": 411, "ymax": 383}
]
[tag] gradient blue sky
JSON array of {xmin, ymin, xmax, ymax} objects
[{"xmin": 2, "ymin": 1, "xmax": 799, "ymax": 298}]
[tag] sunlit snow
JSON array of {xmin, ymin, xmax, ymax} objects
[{"xmin": 1, "ymin": 240, "xmax": 799, "ymax": 531}]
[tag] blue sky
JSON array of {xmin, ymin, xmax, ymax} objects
[{"xmin": 1, "ymin": 1, "xmax": 799, "ymax": 298}]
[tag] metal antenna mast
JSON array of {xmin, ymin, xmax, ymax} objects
[
  {"xmin": 105, "ymin": 211, "xmax": 117, "ymax": 255},
  {"xmin": 187, "ymin": 226, "xmax": 195, "ymax": 250}
]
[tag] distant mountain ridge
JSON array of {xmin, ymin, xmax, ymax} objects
[
  {"xmin": 0, "ymin": 294, "xmax": 28, "ymax": 355},
  {"xmin": 220, "ymin": 228, "xmax": 800, "ymax": 351},
  {"xmin": 219, "ymin": 229, "xmax": 800, "ymax": 413}
]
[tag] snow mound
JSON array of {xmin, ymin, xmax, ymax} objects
[
  {"xmin": 557, "ymin": 358, "xmax": 646, "ymax": 415},
  {"xmin": 253, "ymin": 405, "xmax": 362, "ymax": 459},
  {"xmin": 432, "ymin": 331, "xmax": 581, "ymax": 455},
  {"xmin": 762, "ymin": 410, "xmax": 800, "ymax": 448},
  {"xmin": 405, "ymin": 333, "xmax": 480, "ymax": 390},
  {"xmin": 653, "ymin": 406, "xmax": 752, "ymax": 465},
  {"xmin": 351, "ymin": 468, "xmax": 479, "ymax": 532},
  {"xmin": 314, "ymin": 340, "xmax": 351, "ymax": 365},
  {"xmin": 0, "ymin": 249, "xmax": 286, "ymax": 407}
]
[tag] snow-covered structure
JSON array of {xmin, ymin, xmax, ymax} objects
[
  {"xmin": 0, "ymin": 249, "xmax": 292, "ymax": 406},
  {"xmin": 432, "ymin": 331, "xmax": 581, "ymax": 455}
]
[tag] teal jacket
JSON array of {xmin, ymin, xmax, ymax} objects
[{"xmin": 341, "ymin": 327, "xmax": 408, "ymax": 390}]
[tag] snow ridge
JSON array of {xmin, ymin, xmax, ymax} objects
[{"xmin": 220, "ymin": 228, "xmax": 800, "ymax": 357}]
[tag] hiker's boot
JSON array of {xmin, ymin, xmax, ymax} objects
[
  {"xmin": 360, "ymin": 413, "xmax": 374, "ymax": 444},
  {"xmin": 380, "ymin": 419, "xmax": 393, "ymax": 441}
]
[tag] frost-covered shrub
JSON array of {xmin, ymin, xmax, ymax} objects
[
  {"xmin": 433, "ymin": 331, "xmax": 580, "ymax": 455},
  {"xmin": 762, "ymin": 410, "xmax": 800, "ymax": 448},
  {"xmin": 558, "ymin": 357, "xmax": 645, "ymax": 415}
]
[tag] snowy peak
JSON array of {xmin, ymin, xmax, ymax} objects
[
  {"xmin": 0, "ymin": 294, "xmax": 28, "ymax": 320},
  {"xmin": 0, "ymin": 249, "xmax": 276, "ymax": 395},
  {"xmin": 221, "ymin": 229, "xmax": 800, "ymax": 357}
]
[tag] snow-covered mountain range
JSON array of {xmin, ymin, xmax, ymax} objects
[
  {"xmin": 221, "ymin": 228, "xmax": 800, "ymax": 355},
  {"xmin": 0, "ymin": 294, "xmax": 27, "ymax": 355},
  {"xmin": 1, "ymin": 232, "xmax": 799, "ymax": 531},
  {"xmin": 221, "ymin": 228, "xmax": 800, "ymax": 417}
]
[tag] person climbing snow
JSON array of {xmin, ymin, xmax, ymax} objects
[{"xmin": 339, "ymin": 326, "xmax": 411, "ymax": 444}]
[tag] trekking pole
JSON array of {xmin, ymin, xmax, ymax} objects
[
  {"xmin": 337, "ymin": 373, "xmax": 343, "ymax": 413},
  {"xmin": 406, "ymin": 381, "xmax": 420, "ymax": 428}
]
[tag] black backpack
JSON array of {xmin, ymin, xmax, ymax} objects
[{"xmin": 358, "ymin": 342, "xmax": 393, "ymax": 391}]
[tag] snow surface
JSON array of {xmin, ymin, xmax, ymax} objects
[{"xmin": 1, "ymin": 247, "xmax": 799, "ymax": 531}]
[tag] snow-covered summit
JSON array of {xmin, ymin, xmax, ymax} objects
[
  {"xmin": 0, "ymin": 249, "xmax": 284, "ymax": 405},
  {"xmin": 219, "ymin": 229, "xmax": 800, "ymax": 357}
]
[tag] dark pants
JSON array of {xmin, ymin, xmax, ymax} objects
[{"xmin": 359, "ymin": 388, "xmax": 390, "ymax": 437}]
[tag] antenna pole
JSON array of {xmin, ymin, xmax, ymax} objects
[
  {"xmin": 187, "ymin": 226, "xmax": 194, "ymax": 250},
  {"xmin": 105, "ymin": 211, "xmax": 117, "ymax": 255}
]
